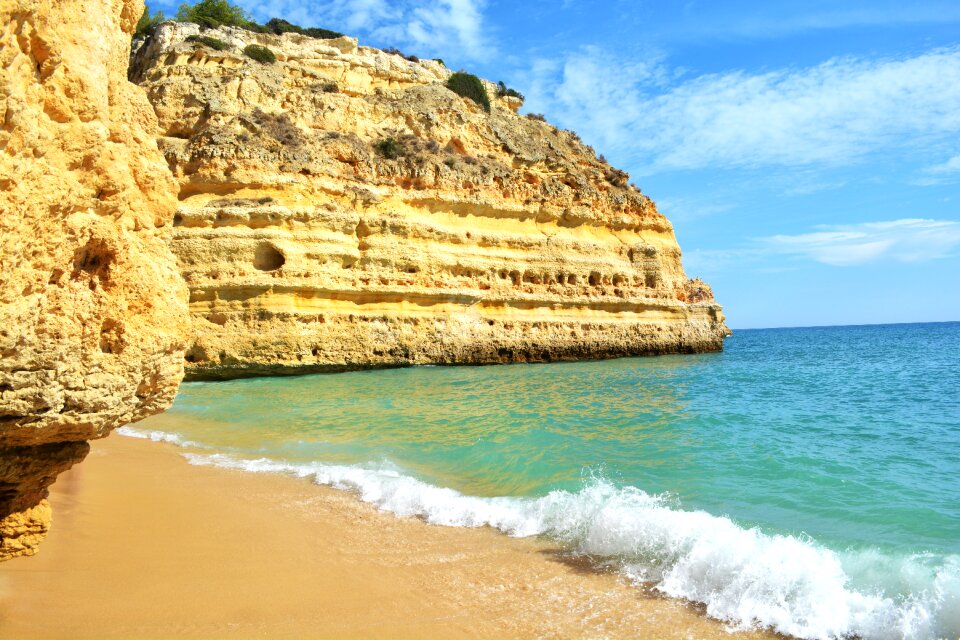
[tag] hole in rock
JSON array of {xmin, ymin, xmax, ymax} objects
[
  {"xmin": 72, "ymin": 239, "xmax": 115, "ymax": 281},
  {"xmin": 184, "ymin": 345, "xmax": 209, "ymax": 364},
  {"xmin": 253, "ymin": 244, "xmax": 285, "ymax": 271}
]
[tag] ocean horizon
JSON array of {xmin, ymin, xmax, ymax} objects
[{"xmin": 732, "ymin": 320, "xmax": 960, "ymax": 331}]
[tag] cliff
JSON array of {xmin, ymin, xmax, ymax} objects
[
  {"xmin": 131, "ymin": 23, "xmax": 727, "ymax": 380},
  {"xmin": 0, "ymin": 0, "xmax": 189, "ymax": 559}
]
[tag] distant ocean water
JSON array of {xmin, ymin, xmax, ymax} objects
[{"xmin": 124, "ymin": 321, "xmax": 960, "ymax": 639}]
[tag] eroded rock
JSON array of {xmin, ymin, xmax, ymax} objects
[
  {"xmin": 132, "ymin": 23, "xmax": 728, "ymax": 379},
  {"xmin": 0, "ymin": 0, "xmax": 189, "ymax": 559}
]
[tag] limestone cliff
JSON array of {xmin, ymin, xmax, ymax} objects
[
  {"xmin": 132, "ymin": 23, "xmax": 727, "ymax": 380},
  {"xmin": 0, "ymin": 0, "xmax": 189, "ymax": 559}
]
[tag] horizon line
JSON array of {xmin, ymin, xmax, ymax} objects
[{"xmin": 730, "ymin": 319, "xmax": 959, "ymax": 331}]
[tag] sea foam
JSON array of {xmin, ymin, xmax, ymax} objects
[
  {"xmin": 116, "ymin": 425, "xmax": 206, "ymax": 448},
  {"xmin": 118, "ymin": 427, "xmax": 958, "ymax": 640}
]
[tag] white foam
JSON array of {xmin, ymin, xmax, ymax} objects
[
  {"xmin": 179, "ymin": 450, "xmax": 960, "ymax": 640},
  {"xmin": 116, "ymin": 426, "xmax": 206, "ymax": 448}
]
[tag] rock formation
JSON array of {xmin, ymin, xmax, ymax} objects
[
  {"xmin": 0, "ymin": 0, "xmax": 189, "ymax": 560},
  {"xmin": 131, "ymin": 23, "xmax": 728, "ymax": 380}
]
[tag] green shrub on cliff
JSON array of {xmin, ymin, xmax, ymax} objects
[
  {"xmin": 264, "ymin": 18, "xmax": 343, "ymax": 39},
  {"xmin": 176, "ymin": 0, "xmax": 250, "ymax": 29},
  {"xmin": 374, "ymin": 137, "xmax": 404, "ymax": 160},
  {"xmin": 175, "ymin": 1, "xmax": 345, "ymax": 42},
  {"xmin": 243, "ymin": 44, "xmax": 276, "ymax": 64},
  {"xmin": 186, "ymin": 35, "xmax": 231, "ymax": 51},
  {"xmin": 445, "ymin": 72, "xmax": 490, "ymax": 113},
  {"xmin": 496, "ymin": 81, "xmax": 524, "ymax": 101},
  {"xmin": 135, "ymin": 4, "xmax": 166, "ymax": 39}
]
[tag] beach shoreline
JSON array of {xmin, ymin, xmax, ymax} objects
[{"xmin": 0, "ymin": 431, "xmax": 778, "ymax": 639}]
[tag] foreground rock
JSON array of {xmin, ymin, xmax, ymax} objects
[
  {"xmin": 132, "ymin": 23, "xmax": 728, "ymax": 380},
  {"xmin": 0, "ymin": 0, "xmax": 189, "ymax": 559}
]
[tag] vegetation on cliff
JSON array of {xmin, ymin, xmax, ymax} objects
[
  {"xmin": 176, "ymin": 0, "xmax": 249, "ymax": 29},
  {"xmin": 445, "ymin": 72, "xmax": 491, "ymax": 112},
  {"xmin": 496, "ymin": 81, "xmax": 524, "ymax": 101},
  {"xmin": 144, "ymin": 0, "xmax": 343, "ymax": 41},
  {"xmin": 135, "ymin": 5, "xmax": 166, "ymax": 38},
  {"xmin": 243, "ymin": 44, "xmax": 276, "ymax": 64},
  {"xmin": 186, "ymin": 35, "xmax": 231, "ymax": 51}
]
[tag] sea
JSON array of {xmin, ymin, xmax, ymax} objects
[{"xmin": 123, "ymin": 321, "xmax": 960, "ymax": 640}]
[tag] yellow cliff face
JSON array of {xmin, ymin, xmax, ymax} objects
[
  {"xmin": 0, "ymin": 0, "xmax": 189, "ymax": 559},
  {"xmin": 132, "ymin": 23, "xmax": 728, "ymax": 380}
]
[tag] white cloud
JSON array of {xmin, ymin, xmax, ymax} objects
[
  {"xmin": 237, "ymin": 0, "xmax": 492, "ymax": 60},
  {"xmin": 928, "ymin": 155, "xmax": 960, "ymax": 175},
  {"xmin": 406, "ymin": 0, "xmax": 489, "ymax": 60},
  {"xmin": 673, "ymin": 4, "xmax": 960, "ymax": 42},
  {"xmin": 682, "ymin": 247, "xmax": 762, "ymax": 275},
  {"xmin": 523, "ymin": 46, "xmax": 960, "ymax": 173},
  {"xmin": 655, "ymin": 196, "xmax": 734, "ymax": 221},
  {"xmin": 761, "ymin": 219, "xmax": 960, "ymax": 266},
  {"xmin": 914, "ymin": 154, "xmax": 960, "ymax": 186}
]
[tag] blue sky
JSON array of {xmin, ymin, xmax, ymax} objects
[{"xmin": 149, "ymin": 0, "xmax": 960, "ymax": 328}]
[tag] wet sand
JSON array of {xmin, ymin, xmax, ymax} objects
[{"xmin": 0, "ymin": 434, "xmax": 777, "ymax": 639}]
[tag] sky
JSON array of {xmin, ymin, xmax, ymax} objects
[{"xmin": 148, "ymin": 0, "xmax": 960, "ymax": 329}]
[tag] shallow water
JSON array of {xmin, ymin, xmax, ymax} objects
[{"xmin": 130, "ymin": 321, "xmax": 960, "ymax": 640}]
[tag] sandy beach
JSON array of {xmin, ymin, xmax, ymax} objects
[{"xmin": 0, "ymin": 431, "xmax": 779, "ymax": 639}]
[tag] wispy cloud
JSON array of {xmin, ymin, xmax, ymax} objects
[
  {"xmin": 927, "ymin": 155, "xmax": 960, "ymax": 175},
  {"xmin": 524, "ymin": 46, "xmax": 960, "ymax": 174},
  {"xmin": 914, "ymin": 154, "xmax": 960, "ymax": 186},
  {"xmin": 682, "ymin": 247, "xmax": 765, "ymax": 275},
  {"xmin": 233, "ymin": 0, "xmax": 493, "ymax": 60},
  {"xmin": 761, "ymin": 219, "xmax": 960, "ymax": 266},
  {"xmin": 671, "ymin": 4, "xmax": 960, "ymax": 42},
  {"xmin": 655, "ymin": 196, "xmax": 735, "ymax": 221}
]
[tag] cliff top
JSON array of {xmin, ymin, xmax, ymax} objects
[{"xmin": 130, "ymin": 18, "xmax": 671, "ymax": 235}]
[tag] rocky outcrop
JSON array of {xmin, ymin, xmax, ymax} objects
[
  {"xmin": 132, "ymin": 23, "xmax": 727, "ymax": 380},
  {"xmin": 0, "ymin": 0, "xmax": 189, "ymax": 559}
]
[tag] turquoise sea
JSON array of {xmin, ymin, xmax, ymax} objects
[{"xmin": 128, "ymin": 322, "xmax": 960, "ymax": 639}]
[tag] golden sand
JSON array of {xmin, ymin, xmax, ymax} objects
[{"xmin": 0, "ymin": 434, "xmax": 777, "ymax": 639}]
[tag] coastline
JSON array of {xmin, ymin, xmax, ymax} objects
[{"xmin": 0, "ymin": 432, "xmax": 778, "ymax": 639}]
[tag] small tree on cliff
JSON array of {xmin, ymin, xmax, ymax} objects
[
  {"xmin": 176, "ymin": 0, "xmax": 250, "ymax": 29},
  {"xmin": 135, "ymin": 4, "xmax": 166, "ymax": 38},
  {"xmin": 445, "ymin": 72, "xmax": 491, "ymax": 113}
]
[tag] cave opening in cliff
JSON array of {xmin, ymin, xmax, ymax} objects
[{"xmin": 253, "ymin": 244, "xmax": 285, "ymax": 271}]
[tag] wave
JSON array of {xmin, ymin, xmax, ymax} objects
[
  {"xmin": 118, "ymin": 427, "xmax": 959, "ymax": 640},
  {"xmin": 116, "ymin": 426, "xmax": 207, "ymax": 448}
]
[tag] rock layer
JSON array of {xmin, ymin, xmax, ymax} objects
[
  {"xmin": 0, "ymin": 0, "xmax": 188, "ymax": 559},
  {"xmin": 132, "ymin": 23, "xmax": 727, "ymax": 380}
]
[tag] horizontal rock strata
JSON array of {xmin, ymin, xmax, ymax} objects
[
  {"xmin": 132, "ymin": 23, "xmax": 728, "ymax": 380},
  {"xmin": 0, "ymin": 0, "xmax": 188, "ymax": 559}
]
